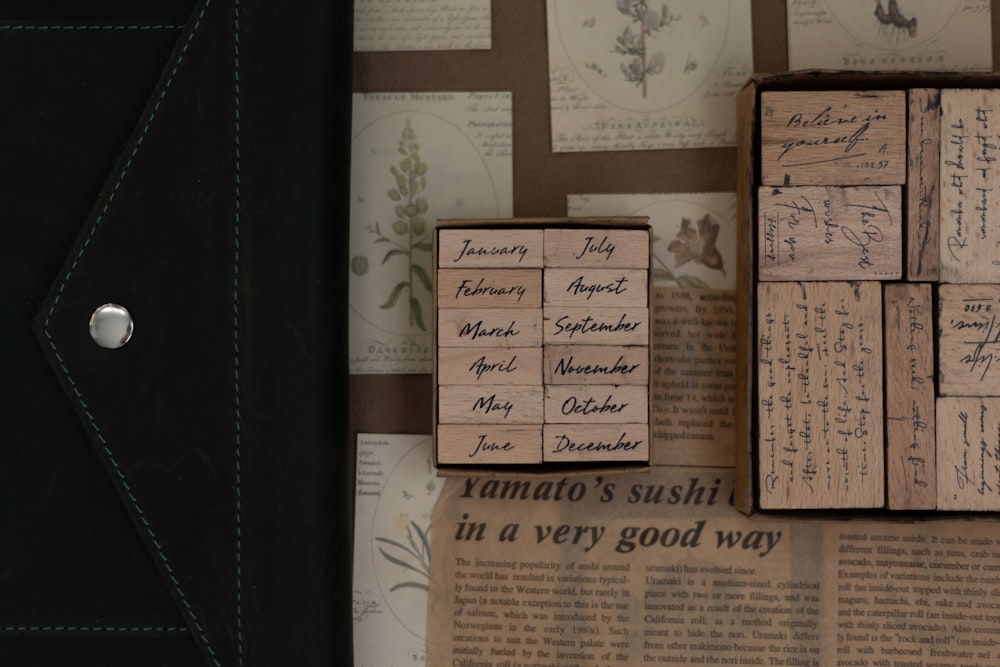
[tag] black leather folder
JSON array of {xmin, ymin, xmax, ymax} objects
[{"xmin": 1, "ymin": 1, "xmax": 352, "ymax": 664}]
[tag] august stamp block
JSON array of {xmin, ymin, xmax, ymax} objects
[{"xmin": 543, "ymin": 268, "xmax": 648, "ymax": 308}]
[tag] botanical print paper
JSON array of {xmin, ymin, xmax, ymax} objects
[
  {"xmin": 349, "ymin": 92, "xmax": 512, "ymax": 374},
  {"xmin": 354, "ymin": 0, "xmax": 491, "ymax": 52},
  {"xmin": 353, "ymin": 434, "xmax": 443, "ymax": 667},
  {"xmin": 788, "ymin": 0, "xmax": 991, "ymax": 72},
  {"xmin": 546, "ymin": 0, "xmax": 753, "ymax": 152}
]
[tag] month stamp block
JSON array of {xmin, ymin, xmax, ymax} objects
[
  {"xmin": 757, "ymin": 185, "xmax": 902, "ymax": 281},
  {"xmin": 760, "ymin": 90, "xmax": 906, "ymax": 187},
  {"xmin": 433, "ymin": 219, "xmax": 651, "ymax": 469}
]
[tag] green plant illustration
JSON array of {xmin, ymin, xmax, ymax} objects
[
  {"xmin": 351, "ymin": 119, "xmax": 433, "ymax": 331},
  {"xmin": 376, "ymin": 520, "xmax": 431, "ymax": 593},
  {"xmin": 653, "ymin": 214, "xmax": 727, "ymax": 288},
  {"xmin": 614, "ymin": 1, "xmax": 677, "ymax": 97}
]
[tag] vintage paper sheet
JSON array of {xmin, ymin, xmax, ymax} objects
[
  {"xmin": 546, "ymin": 0, "xmax": 753, "ymax": 152},
  {"xmin": 428, "ymin": 465, "xmax": 1000, "ymax": 665},
  {"xmin": 353, "ymin": 0, "xmax": 491, "ymax": 52},
  {"xmin": 570, "ymin": 193, "xmax": 738, "ymax": 467},
  {"xmin": 349, "ymin": 92, "xmax": 512, "ymax": 374},
  {"xmin": 788, "ymin": 0, "xmax": 992, "ymax": 72},
  {"xmin": 353, "ymin": 434, "xmax": 443, "ymax": 666}
]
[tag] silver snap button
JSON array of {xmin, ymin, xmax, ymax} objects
[{"xmin": 89, "ymin": 303, "xmax": 134, "ymax": 349}]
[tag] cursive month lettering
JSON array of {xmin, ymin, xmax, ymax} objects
[
  {"xmin": 574, "ymin": 235, "xmax": 615, "ymax": 261},
  {"xmin": 459, "ymin": 319, "xmax": 519, "ymax": 340},
  {"xmin": 552, "ymin": 313, "xmax": 641, "ymax": 339},
  {"xmin": 455, "ymin": 277, "xmax": 527, "ymax": 302},
  {"xmin": 452, "ymin": 238, "xmax": 529, "ymax": 263},
  {"xmin": 469, "ymin": 434, "xmax": 514, "ymax": 458},
  {"xmin": 553, "ymin": 354, "xmax": 640, "ymax": 378},
  {"xmin": 565, "ymin": 274, "xmax": 629, "ymax": 299},
  {"xmin": 560, "ymin": 393, "xmax": 628, "ymax": 417},
  {"xmin": 468, "ymin": 354, "xmax": 518, "ymax": 381},
  {"xmin": 551, "ymin": 431, "xmax": 641, "ymax": 453},
  {"xmin": 471, "ymin": 393, "xmax": 513, "ymax": 419}
]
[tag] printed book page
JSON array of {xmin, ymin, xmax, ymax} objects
[
  {"xmin": 788, "ymin": 0, "xmax": 992, "ymax": 71},
  {"xmin": 353, "ymin": 0, "xmax": 491, "ymax": 52},
  {"xmin": 570, "ymin": 192, "xmax": 738, "ymax": 467},
  {"xmin": 353, "ymin": 434, "xmax": 443, "ymax": 667},
  {"xmin": 546, "ymin": 0, "xmax": 753, "ymax": 152},
  {"xmin": 349, "ymin": 92, "xmax": 512, "ymax": 374}
]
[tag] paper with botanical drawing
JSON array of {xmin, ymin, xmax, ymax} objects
[
  {"xmin": 349, "ymin": 92, "xmax": 512, "ymax": 374},
  {"xmin": 546, "ymin": 0, "xmax": 753, "ymax": 152},
  {"xmin": 353, "ymin": 433, "xmax": 443, "ymax": 667},
  {"xmin": 788, "ymin": 0, "xmax": 991, "ymax": 72},
  {"xmin": 353, "ymin": 0, "xmax": 491, "ymax": 52},
  {"xmin": 570, "ymin": 193, "xmax": 738, "ymax": 468}
]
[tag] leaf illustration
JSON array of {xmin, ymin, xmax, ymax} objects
[
  {"xmin": 412, "ymin": 264, "xmax": 433, "ymax": 292},
  {"xmin": 389, "ymin": 581, "xmax": 429, "ymax": 593},
  {"xmin": 381, "ymin": 282, "xmax": 408, "ymax": 309},
  {"xmin": 410, "ymin": 297, "xmax": 426, "ymax": 331},
  {"xmin": 382, "ymin": 248, "xmax": 408, "ymax": 264}
]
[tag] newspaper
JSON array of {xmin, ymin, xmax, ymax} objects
[{"xmin": 428, "ymin": 465, "xmax": 1000, "ymax": 665}]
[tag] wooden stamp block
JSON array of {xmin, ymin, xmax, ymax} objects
[
  {"xmin": 757, "ymin": 185, "xmax": 902, "ymax": 281},
  {"xmin": 543, "ymin": 307, "xmax": 648, "ymax": 346},
  {"xmin": 437, "ymin": 228, "xmax": 544, "ymax": 268},
  {"xmin": 438, "ymin": 308, "xmax": 542, "ymax": 348},
  {"xmin": 544, "ymin": 345, "xmax": 648, "ymax": 385},
  {"xmin": 543, "ymin": 229, "xmax": 649, "ymax": 268},
  {"xmin": 436, "ymin": 268, "xmax": 542, "ymax": 309},
  {"xmin": 436, "ymin": 424, "xmax": 543, "ymax": 465},
  {"xmin": 437, "ymin": 347, "xmax": 542, "ymax": 386},
  {"xmin": 543, "ymin": 268, "xmax": 647, "ymax": 308},
  {"xmin": 936, "ymin": 397, "xmax": 1000, "ymax": 511},
  {"xmin": 543, "ymin": 424, "xmax": 649, "ymax": 463},
  {"xmin": 756, "ymin": 281, "xmax": 884, "ymax": 509},
  {"xmin": 906, "ymin": 88, "xmax": 940, "ymax": 281},
  {"xmin": 760, "ymin": 90, "xmax": 906, "ymax": 186},
  {"xmin": 544, "ymin": 385, "xmax": 648, "ymax": 424},
  {"xmin": 883, "ymin": 283, "xmax": 936, "ymax": 510},
  {"xmin": 939, "ymin": 88, "xmax": 1000, "ymax": 283},
  {"xmin": 937, "ymin": 284, "xmax": 1000, "ymax": 396},
  {"xmin": 438, "ymin": 385, "xmax": 545, "ymax": 424}
]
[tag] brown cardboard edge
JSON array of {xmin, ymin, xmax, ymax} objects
[
  {"xmin": 432, "ymin": 216, "xmax": 653, "ymax": 478},
  {"xmin": 737, "ymin": 70, "xmax": 1000, "ymax": 515}
]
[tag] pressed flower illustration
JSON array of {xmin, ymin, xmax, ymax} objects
[
  {"xmin": 653, "ymin": 213, "xmax": 727, "ymax": 287},
  {"xmin": 376, "ymin": 520, "xmax": 431, "ymax": 593},
  {"xmin": 613, "ymin": 0, "xmax": 677, "ymax": 97},
  {"xmin": 351, "ymin": 119, "xmax": 433, "ymax": 331}
]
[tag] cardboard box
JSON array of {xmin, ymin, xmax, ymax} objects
[
  {"xmin": 432, "ymin": 217, "xmax": 652, "ymax": 475},
  {"xmin": 736, "ymin": 70, "xmax": 1000, "ymax": 515}
]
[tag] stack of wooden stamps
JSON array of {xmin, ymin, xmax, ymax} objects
[
  {"xmin": 434, "ymin": 220, "xmax": 651, "ymax": 468},
  {"xmin": 750, "ymin": 86, "xmax": 1000, "ymax": 511}
]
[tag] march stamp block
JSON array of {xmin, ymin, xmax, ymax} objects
[
  {"xmin": 760, "ymin": 89, "xmax": 906, "ymax": 187},
  {"xmin": 757, "ymin": 185, "xmax": 902, "ymax": 281},
  {"xmin": 437, "ymin": 308, "xmax": 543, "ymax": 348}
]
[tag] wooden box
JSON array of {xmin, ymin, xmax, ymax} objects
[
  {"xmin": 737, "ymin": 71, "xmax": 1000, "ymax": 514},
  {"xmin": 433, "ymin": 217, "xmax": 652, "ymax": 473}
]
